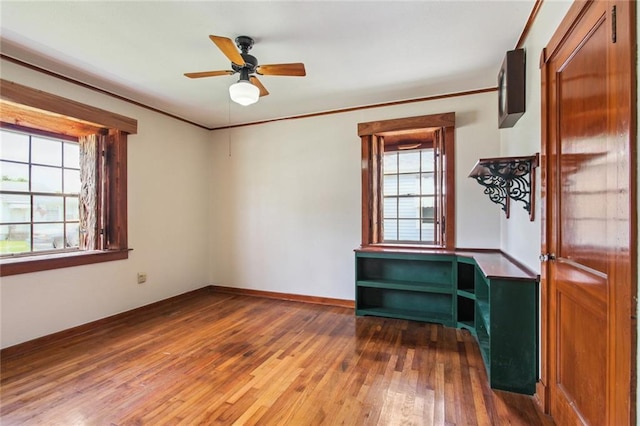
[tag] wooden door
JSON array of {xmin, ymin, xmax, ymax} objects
[{"xmin": 541, "ymin": 1, "xmax": 635, "ymax": 425}]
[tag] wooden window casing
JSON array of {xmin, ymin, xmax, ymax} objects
[
  {"xmin": 0, "ymin": 80, "xmax": 137, "ymax": 276},
  {"xmin": 358, "ymin": 113, "xmax": 455, "ymax": 249}
]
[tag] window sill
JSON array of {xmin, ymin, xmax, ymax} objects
[
  {"xmin": 0, "ymin": 249, "xmax": 131, "ymax": 277},
  {"xmin": 367, "ymin": 243, "xmax": 446, "ymax": 250}
]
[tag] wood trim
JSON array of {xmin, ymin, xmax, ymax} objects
[
  {"xmin": 538, "ymin": 32, "xmax": 551, "ymax": 415},
  {"xmin": 535, "ymin": 380, "xmax": 549, "ymax": 412},
  {"xmin": 609, "ymin": 2, "xmax": 636, "ymax": 424},
  {"xmin": 0, "ymin": 100, "xmax": 105, "ymax": 137},
  {"xmin": 372, "ymin": 136, "xmax": 383, "ymax": 243},
  {"xmin": 0, "ymin": 79, "xmax": 137, "ymax": 134},
  {"xmin": 443, "ymin": 126, "xmax": 455, "ymax": 248},
  {"xmin": 105, "ymin": 130, "xmax": 128, "ymax": 250},
  {"xmin": 3, "ymin": 53, "xmax": 495, "ymax": 132},
  {"xmin": 0, "ymin": 249, "xmax": 130, "ymax": 277},
  {"xmin": 361, "ymin": 135, "xmax": 372, "ymax": 246},
  {"xmin": 0, "ymin": 54, "xmax": 205, "ymax": 131},
  {"xmin": 540, "ymin": 1, "xmax": 591, "ymax": 66},
  {"xmin": 358, "ymin": 112, "xmax": 455, "ymax": 137},
  {"xmin": 0, "ymin": 286, "xmax": 210, "ymax": 357},
  {"xmin": 516, "ymin": 0, "xmax": 545, "ymax": 49},
  {"xmin": 2, "ymin": 54, "xmax": 495, "ymax": 133},
  {"xmin": 209, "ymin": 285, "xmax": 355, "ymax": 309},
  {"xmin": 0, "ymin": 122, "xmax": 78, "ymax": 142},
  {"xmin": 216, "ymin": 90, "xmax": 486, "ymax": 131}
]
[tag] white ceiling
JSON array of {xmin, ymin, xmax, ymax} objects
[{"xmin": 0, "ymin": 1, "xmax": 535, "ymax": 129}]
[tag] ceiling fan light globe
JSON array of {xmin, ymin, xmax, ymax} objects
[{"xmin": 229, "ymin": 80, "xmax": 259, "ymax": 106}]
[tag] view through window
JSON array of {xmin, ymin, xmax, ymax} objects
[
  {"xmin": 0, "ymin": 128, "xmax": 81, "ymax": 255},
  {"xmin": 383, "ymin": 148, "xmax": 437, "ymax": 243}
]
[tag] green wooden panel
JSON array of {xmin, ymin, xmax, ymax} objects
[
  {"xmin": 357, "ymin": 280, "xmax": 451, "ymax": 294},
  {"xmin": 356, "ymin": 287, "xmax": 454, "ymax": 326},
  {"xmin": 456, "ymin": 289, "xmax": 475, "ymax": 300},
  {"xmin": 476, "ymin": 300, "xmax": 490, "ymax": 335},
  {"xmin": 353, "ymin": 251, "xmax": 538, "ymax": 395},
  {"xmin": 489, "ymin": 279, "xmax": 538, "ymax": 394},
  {"xmin": 357, "ymin": 257, "xmax": 453, "ymax": 289},
  {"xmin": 356, "ymin": 251, "xmax": 456, "ymax": 263}
]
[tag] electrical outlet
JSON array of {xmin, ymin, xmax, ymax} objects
[{"xmin": 137, "ymin": 273, "xmax": 147, "ymax": 284}]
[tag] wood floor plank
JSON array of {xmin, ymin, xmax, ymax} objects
[{"xmin": 0, "ymin": 290, "xmax": 553, "ymax": 425}]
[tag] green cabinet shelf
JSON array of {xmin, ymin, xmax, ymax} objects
[{"xmin": 355, "ymin": 248, "xmax": 538, "ymax": 395}]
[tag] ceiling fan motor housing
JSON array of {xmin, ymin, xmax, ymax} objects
[
  {"xmin": 235, "ymin": 36, "xmax": 254, "ymax": 53},
  {"xmin": 231, "ymin": 36, "xmax": 258, "ymax": 76}
]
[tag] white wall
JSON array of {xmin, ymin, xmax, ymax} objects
[
  {"xmin": 0, "ymin": 60, "xmax": 213, "ymax": 349},
  {"xmin": 209, "ymin": 91, "xmax": 502, "ymax": 300},
  {"xmin": 499, "ymin": 0, "xmax": 573, "ymax": 272}
]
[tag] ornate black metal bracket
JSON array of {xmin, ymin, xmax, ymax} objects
[{"xmin": 468, "ymin": 153, "xmax": 539, "ymax": 221}]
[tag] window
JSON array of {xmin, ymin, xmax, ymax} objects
[
  {"xmin": 358, "ymin": 113, "xmax": 455, "ymax": 249},
  {"xmin": 1, "ymin": 128, "xmax": 81, "ymax": 255},
  {"xmin": 382, "ymin": 147, "xmax": 437, "ymax": 243},
  {"xmin": 0, "ymin": 79, "xmax": 137, "ymax": 276}
]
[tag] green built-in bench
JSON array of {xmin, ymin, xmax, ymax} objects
[{"xmin": 355, "ymin": 247, "xmax": 538, "ymax": 395}]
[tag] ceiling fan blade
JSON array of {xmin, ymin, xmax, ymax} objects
[
  {"xmin": 209, "ymin": 35, "xmax": 245, "ymax": 65},
  {"xmin": 250, "ymin": 76, "xmax": 270, "ymax": 97},
  {"xmin": 184, "ymin": 70, "xmax": 234, "ymax": 79},
  {"xmin": 256, "ymin": 63, "xmax": 306, "ymax": 77}
]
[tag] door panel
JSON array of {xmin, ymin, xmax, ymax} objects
[
  {"xmin": 543, "ymin": 1, "xmax": 634, "ymax": 425},
  {"xmin": 551, "ymin": 5, "xmax": 609, "ymax": 423},
  {"xmin": 556, "ymin": 271, "xmax": 607, "ymax": 425}
]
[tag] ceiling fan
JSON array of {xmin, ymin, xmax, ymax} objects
[{"xmin": 185, "ymin": 35, "xmax": 306, "ymax": 106}]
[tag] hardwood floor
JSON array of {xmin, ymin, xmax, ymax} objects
[{"xmin": 0, "ymin": 288, "xmax": 553, "ymax": 425}]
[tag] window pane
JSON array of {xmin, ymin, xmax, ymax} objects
[
  {"xmin": 421, "ymin": 173, "xmax": 435, "ymax": 195},
  {"xmin": 421, "ymin": 197, "xmax": 435, "ymax": 220},
  {"xmin": 64, "ymin": 142, "xmax": 80, "ymax": 168},
  {"xmin": 398, "ymin": 219, "xmax": 420, "ymax": 241},
  {"xmin": 66, "ymin": 197, "xmax": 80, "ymax": 221},
  {"xmin": 383, "ymin": 219, "xmax": 398, "ymax": 240},
  {"xmin": 32, "ymin": 137, "xmax": 62, "ymax": 166},
  {"xmin": 64, "ymin": 169, "xmax": 80, "ymax": 194},
  {"xmin": 383, "ymin": 175, "xmax": 398, "ymax": 196},
  {"xmin": 0, "ymin": 161, "xmax": 29, "ymax": 192},
  {"xmin": 33, "ymin": 196, "xmax": 64, "ymax": 222},
  {"xmin": 33, "ymin": 222, "xmax": 64, "ymax": 251},
  {"xmin": 398, "ymin": 151, "xmax": 420, "ymax": 173},
  {"xmin": 0, "ymin": 193, "xmax": 30, "ymax": 223},
  {"xmin": 0, "ymin": 130, "xmax": 29, "ymax": 162},
  {"xmin": 383, "ymin": 152, "xmax": 397, "ymax": 174},
  {"xmin": 0, "ymin": 224, "xmax": 30, "ymax": 254},
  {"xmin": 398, "ymin": 197, "xmax": 420, "ymax": 219},
  {"xmin": 421, "ymin": 149, "xmax": 434, "ymax": 172},
  {"xmin": 66, "ymin": 222, "xmax": 80, "ymax": 248},
  {"xmin": 32, "ymin": 166, "xmax": 62, "ymax": 193},
  {"xmin": 398, "ymin": 173, "xmax": 420, "ymax": 195},
  {"xmin": 383, "ymin": 197, "xmax": 397, "ymax": 219},
  {"xmin": 421, "ymin": 221, "xmax": 436, "ymax": 243}
]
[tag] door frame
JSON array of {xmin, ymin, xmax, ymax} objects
[{"xmin": 538, "ymin": 0, "xmax": 637, "ymax": 423}]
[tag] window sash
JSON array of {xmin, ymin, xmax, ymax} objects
[{"xmin": 0, "ymin": 128, "xmax": 82, "ymax": 256}]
